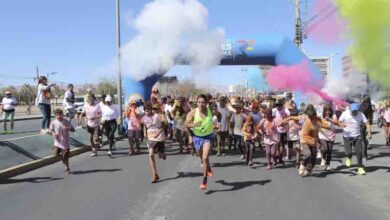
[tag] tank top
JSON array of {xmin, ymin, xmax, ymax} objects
[{"xmin": 193, "ymin": 107, "xmax": 214, "ymax": 137}]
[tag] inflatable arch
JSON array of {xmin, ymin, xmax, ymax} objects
[{"xmin": 124, "ymin": 34, "xmax": 322, "ymax": 104}]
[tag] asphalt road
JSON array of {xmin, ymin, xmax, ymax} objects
[{"xmin": 0, "ymin": 129, "xmax": 390, "ymax": 220}]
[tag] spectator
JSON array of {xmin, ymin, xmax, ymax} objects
[{"xmin": 1, "ymin": 91, "xmax": 18, "ymax": 134}]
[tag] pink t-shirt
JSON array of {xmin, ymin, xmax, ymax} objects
[
  {"xmin": 273, "ymin": 108, "xmax": 290, "ymax": 133},
  {"xmin": 319, "ymin": 115, "xmax": 337, "ymax": 141},
  {"xmin": 50, "ymin": 118, "xmax": 73, "ymax": 150},
  {"xmin": 141, "ymin": 113, "xmax": 166, "ymax": 142},
  {"xmin": 83, "ymin": 104, "xmax": 102, "ymax": 128},
  {"xmin": 128, "ymin": 114, "xmax": 141, "ymax": 131},
  {"xmin": 383, "ymin": 108, "xmax": 390, "ymax": 123},
  {"xmin": 288, "ymin": 120, "xmax": 301, "ymax": 141},
  {"xmin": 258, "ymin": 119, "xmax": 280, "ymax": 145}
]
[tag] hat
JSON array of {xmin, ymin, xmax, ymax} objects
[
  {"xmin": 5, "ymin": 91, "xmax": 11, "ymax": 95},
  {"xmin": 130, "ymin": 99, "xmax": 137, "ymax": 105},
  {"xmin": 105, "ymin": 95, "xmax": 113, "ymax": 102},
  {"xmin": 350, "ymin": 103, "xmax": 360, "ymax": 111}
]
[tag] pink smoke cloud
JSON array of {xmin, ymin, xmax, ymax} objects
[
  {"xmin": 267, "ymin": 60, "xmax": 347, "ymax": 106},
  {"xmin": 305, "ymin": 0, "xmax": 347, "ymax": 44}
]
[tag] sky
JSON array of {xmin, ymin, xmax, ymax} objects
[{"xmin": 0, "ymin": 0, "xmax": 349, "ymax": 88}]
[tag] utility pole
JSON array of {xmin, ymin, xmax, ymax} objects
[
  {"xmin": 36, "ymin": 66, "xmax": 39, "ymax": 81},
  {"xmin": 294, "ymin": 0, "xmax": 303, "ymax": 48},
  {"xmin": 116, "ymin": 0, "xmax": 123, "ymax": 125}
]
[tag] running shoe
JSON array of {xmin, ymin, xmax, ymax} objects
[
  {"xmin": 248, "ymin": 161, "xmax": 254, "ymax": 166},
  {"xmin": 207, "ymin": 170, "xmax": 214, "ymax": 177},
  {"xmin": 298, "ymin": 165, "xmax": 305, "ymax": 176},
  {"xmin": 320, "ymin": 159, "xmax": 326, "ymax": 167},
  {"xmin": 8, "ymin": 130, "xmax": 15, "ymax": 134},
  {"xmin": 0, "ymin": 131, "xmax": 7, "ymax": 135},
  {"xmin": 316, "ymin": 151, "xmax": 322, "ymax": 159},
  {"xmin": 357, "ymin": 167, "xmax": 366, "ymax": 175},
  {"xmin": 65, "ymin": 167, "xmax": 71, "ymax": 174},
  {"xmin": 107, "ymin": 151, "xmax": 112, "ymax": 157},
  {"xmin": 325, "ymin": 165, "xmax": 332, "ymax": 171},
  {"xmin": 239, "ymin": 155, "xmax": 245, "ymax": 160},
  {"xmin": 216, "ymin": 152, "xmax": 221, "ymax": 157},
  {"xmin": 267, "ymin": 164, "xmax": 272, "ymax": 170},
  {"xmin": 199, "ymin": 183, "xmax": 207, "ymax": 190},
  {"xmin": 345, "ymin": 157, "xmax": 352, "ymax": 167},
  {"xmin": 91, "ymin": 152, "xmax": 97, "ymax": 157}
]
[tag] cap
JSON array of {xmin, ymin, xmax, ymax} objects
[
  {"xmin": 105, "ymin": 95, "xmax": 113, "ymax": 102},
  {"xmin": 5, "ymin": 91, "xmax": 11, "ymax": 95},
  {"xmin": 130, "ymin": 99, "xmax": 137, "ymax": 105},
  {"xmin": 350, "ymin": 103, "xmax": 360, "ymax": 111}
]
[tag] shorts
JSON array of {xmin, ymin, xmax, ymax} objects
[
  {"xmin": 147, "ymin": 141, "xmax": 165, "ymax": 153},
  {"xmin": 128, "ymin": 130, "xmax": 141, "ymax": 139},
  {"xmin": 52, "ymin": 146, "xmax": 70, "ymax": 157},
  {"xmin": 193, "ymin": 134, "xmax": 214, "ymax": 151},
  {"xmin": 217, "ymin": 131, "xmax": 229, "ymax": 139},
  {"xmin": 87, "ymin": 125, "xmax": 99, "ymax": 134}
]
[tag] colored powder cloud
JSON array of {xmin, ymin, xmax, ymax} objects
[
  {"xmin": 267, "ymin": 60, "xmax": 347, "ymax": 105},
  {"xmin": 305, "ymin": 0, "xmax": 348, "ymax": 44},
  {"xmin": 335, "ymin": 0, "xmax": 390, "ymax": 87}
]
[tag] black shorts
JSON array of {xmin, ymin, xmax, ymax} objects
[
  {"xmin": 279, "ymin": 133, "xmax": 287, "ymax": 145},
  {"xmin": 87, "ymin": 125, "xmax": 99, "ymax": 134},
  {"xmin": 148, "ymin": 141, "xmax": 165, "ymax": 153}
]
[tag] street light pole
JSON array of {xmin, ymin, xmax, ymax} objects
[
  {"xmin": 46, "ymin": 72, "xmax": 57, "ymax": 79},
  {"xmin": 116, "ymin": 0, "xmax": 123, "ymax": 124}
]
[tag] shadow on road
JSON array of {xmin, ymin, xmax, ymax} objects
[
  {"xmin": 368, "ymin": 152, "xmax": 390, "ymax": 160},
  {"xmin": 71, "ymin": 168, "xmax": 122, "ymax": 175},
  {"xmin": 157, "ymin": 172, "xmax": 203, "ymax": 183},
  {"xmin": 0, "ymin": 177, "xmax": 63, "ymax": 184},
  {"xmin": 212, "ymin": 161, "xmax": 247, "ymax": 168},
  {"xmin": 311, "ymin": 170, "xmax": 357, "ymax": 178},
  {"xmin": 205, "ymin": 179, "xmax": 271, "ymax": 194},
  {"xmin": 365, "ymin": 166, "xmax": 390, "ymax": 173}
]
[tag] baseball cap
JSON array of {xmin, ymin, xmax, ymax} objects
[
  {"xmin": 350, "ymin": 103, "xmax": 360, "ymax": 111},
  {"xmin": 5, "ymin": 91, "xmax": 11, "ymax": 95},
  {"xmin": 105, "ymin": 95, "xmax": 113, "ymax": 102}
]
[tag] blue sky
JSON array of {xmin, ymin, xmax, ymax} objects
[{"xmin": 0, "ymin": 0, "xmax": 348, "ymax": 88}]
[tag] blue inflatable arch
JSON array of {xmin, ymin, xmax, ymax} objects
[{"xmin": 124, "ymin": 34, "xmax": 322, "ymax": 104}]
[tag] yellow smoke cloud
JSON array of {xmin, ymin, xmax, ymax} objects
[{"xmin": 335, "ymin": 0, "xmax": 390, "ymax": 87}]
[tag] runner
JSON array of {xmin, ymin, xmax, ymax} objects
[
  {"xmin": 171, "ymin": 98, "xmax": 189, "ymax": 153},
  {"xmin": 63, "ymin": 84, "xmax": 76, "ymax": 122},
  {"xmin": 338, "ymin": 103, "xmax": 372, "ymax": 175},
  {"xmin": 286, "ymin": 108, "xmax": 302, "ymax": 168},
  {"xmin": 1, "ymin": 91, "xmax": 18, "ymax": 134},
  {"xmin": 101, "ymin": 95, "xmax": 120, "ymax": 157},
  {"xmin": 49, "ymin": 108, "xmax": 75, "ymax": 174},
  {"xmin": 216, "ymin": 96, "xmax": 230, "ymax": 156},
  {"xmin": 124, "ymin": 99, "xmax": 142, "ymax": 155},
  {"xmin": 82, "ymin": 94, "xmax": 102, "ymax": 157},
  {"xmin": 242, "ymin": 115, "xmax": 257, "ymax": 166},
  {"xmin": 318, "ymin": 104, "xmax": 338, "ymax": 170},
  {"xmin": 230, "ymin": 102, "xmax": 246, "ymax": 159},
  {"xmin": 257, "ymin": 108, "xmax": 279, "ymax": 170},
  {"xmin": 185, "ymin": 94, "xmax": 215, "ymax": 190},
  {"xmin": 273, "ymin": 99, "xmax": 290, "ymax": 165},
  {"xmin": 141, "ymin": 102, "xmax": 167, "ymax": 183}
]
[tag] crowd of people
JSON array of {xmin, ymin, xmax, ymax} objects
[{"xmin": 2, "ymin": 76, "xmax": 390, "ymax": 191}]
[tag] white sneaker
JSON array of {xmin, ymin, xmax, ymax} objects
[
  {"xmin": 239, "ymin": 155, "xmax": 245, "ymax": 160},
  {"xmin": 320, "ymin": 159, "xmax": 326, "ymax": 167},
  {"xmin": 91, "ymin": 152, "xmax": 97, "ymax": 157},
  {"xmin": 316, "ymin": 151, "xmax": 322, "ymax": 159},
  {"xmin": 325, "ymin": 165, "xmax": 332, "ymax": 171},
  {"xmin": 107, "ymin": 151, "xmax": 112, "ymax": 157}
]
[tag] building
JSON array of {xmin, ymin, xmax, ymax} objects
[
  {"xmin": 156, "ymin": 76, "xmax": 178, "ymax": 97},
  {"xmin": 342, "ymin": 56, "xmax": 369, "ymax": 95}
]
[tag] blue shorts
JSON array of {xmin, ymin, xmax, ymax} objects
[{"xmin": 193, "ymin": 134, "xmax": 214, "ymax": 151}]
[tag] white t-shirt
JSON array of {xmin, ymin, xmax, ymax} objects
[
  {"xmin": 339, "ymin": 110, "xmax": 367, "ymax": 138},
  {"xmin": 36, "ymin": 84, "xmax": 51, "ymax": 105},
  {"xmin": 164, "ymin": 104, "xmax": 173, "ymax": 123},
  {"xmin": 63, "ymin": 90, "xmax": 75, "ymax": 110},
  {"xmin": 217, "ymin": 106, "xmax": 229, "ymax": 132},
  {"xmin": 101, "ymin": 104, "xmax": 120, "ymax": 121},
  {"xmin": 1, "ymin": 97, "xmax": 17, "ymax": 110}
]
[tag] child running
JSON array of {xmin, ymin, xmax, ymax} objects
[
  {"xmin": 257, "ymin": 108, "xmax": 279, "ymax": 170},
  {"xmin": 49, "ymin": 109, "xmax": 75, "ymax": 174},
  {"xmin": 242, "ymin": 115, "xmax": 257, "ymax": 166}
]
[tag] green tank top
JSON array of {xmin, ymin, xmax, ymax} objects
[{"xmin": 193, "ymin": 107, "xmax": 214, "ymax": 137}]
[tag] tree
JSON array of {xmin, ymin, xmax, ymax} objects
[
  {"xmin": 97, "ymin": 78, "xmax": 117, "ymax": 96},
  {"xmin": 18, "ymin": 84, "xmax": 33, "ymax": 105}
]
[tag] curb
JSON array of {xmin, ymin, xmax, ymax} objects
[
  {"xmin": 0, "ymin": 116, "xmax": 46, "ymax": 123},
  {"xmin": 0, "ymin": 135, "xmax": 126, "ymax": 180}
]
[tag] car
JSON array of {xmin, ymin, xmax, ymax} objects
[{"xmin": 74, "ymin": 97, "xmax": 85, "ymax": 113}]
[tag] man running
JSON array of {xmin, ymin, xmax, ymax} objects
[{"xmin": 185, "ymin": 94, "xmax": 214, "ymax": 190}]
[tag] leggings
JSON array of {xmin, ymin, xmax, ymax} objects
[
  {"xmin": 343, "ymin": 136, "xmax": 363, "ymax": 167},
  {"xmin": 104, "ymin": 120, "xmax": 117, "ymax": 151},
  {"xmin": 39, "ymin": 104, "xmax": 51, "ymax": 129},
  {"xmin": 301, "ymin": 145, "xmax": 317, "ymax": 172},
  {"xmin": 244, "ymin": 140, "xmax": 255, "ymax": 164},
  {"xmin": 232, "ymin": 135, "xmax": 245, "ymax": 155},
  {"xmin": 264, "ymin": 144, "xmax": 277, "ymax": 165},
  {"xmin": 320, "ymin": 139, "xmax": 334, "ymax": 165}
]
